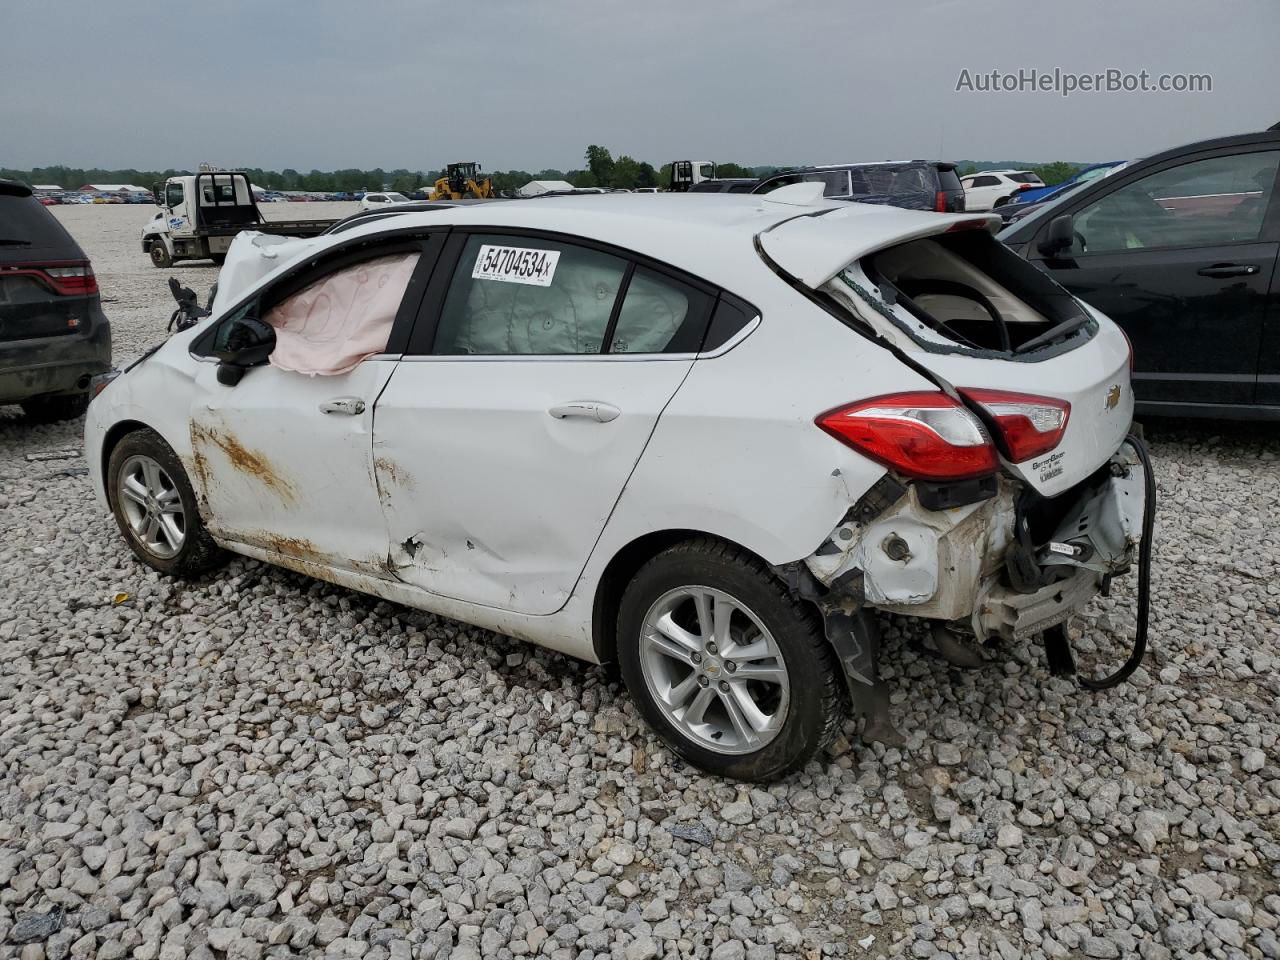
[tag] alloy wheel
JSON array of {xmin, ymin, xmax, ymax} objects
[
  {"xmin": 638, "ymin": 585, "xmax": 790, "ymax": 755},
  {"xmin": 117, "ymin": 454, "xmax": 186, "ymax": 559}
]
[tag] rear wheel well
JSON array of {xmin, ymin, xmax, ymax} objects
[{"xmin": 592, "ymin": 530, "xmax": 773, "ymax": 665}]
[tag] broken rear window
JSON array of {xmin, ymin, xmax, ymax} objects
[{"xmin": 829, "ymin": 229, "xmax": 1095, "ymax": 358}]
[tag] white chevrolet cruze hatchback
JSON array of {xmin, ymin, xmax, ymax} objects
[{"xmin": 86, "ymin": 188, "xmax": 1149, "ymax": 780}]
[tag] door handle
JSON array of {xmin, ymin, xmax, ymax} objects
[
  {"xmin": 319, "ymin": 397, "xmax": 366, "ymax": 416},
  {"xmin": 1197, "ymin": 263, "xmax": 1259, "ymax": 278},
  {"xmin": 548, "ymin": 401, "xmax": 620, "ymax": 423}
]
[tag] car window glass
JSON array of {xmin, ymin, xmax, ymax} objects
[
  {"xmin": 433, "ymin": 234, "xmax": 626, "ymax": 355},
  {"xmin": 165, "ymin": 183, "xmax": 184, "ymax": 207},
  {"xmin": 261, "ymin": 252, "xmax": 421, "ymax": 374},
  {"xmin": 609, "ymin": 267, "xmax": 700, "ymax": 354},
  {"xmin": 1072, "ymin": 151, "xmax": 1279, "ymax": 254},
  {"xmin": 971, "ymin": 175, "xmax": 999, "ymax": 187}
]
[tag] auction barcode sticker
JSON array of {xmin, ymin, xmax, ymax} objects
[{"xmin": 472, "ymin": 244, "xmax": 560, "ymax": 287}]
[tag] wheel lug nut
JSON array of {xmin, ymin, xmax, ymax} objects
[
  {"xmin": 725, "ymin": 662, "xmax": 736, "ymax": 672},
  {"xmin": 691, "ymin": 652, "xmax": 702, "ymax": 664},
  {"xmin": 698, "ymin": 676, "xmax": 709, "ymax": 688},
  {"xmin": 706, "ymin": 642, "xmax": 718, "ymax": 655},
  {"xmin": 718, "ymin": 681, "xmax": 730, "ymax": 692}
]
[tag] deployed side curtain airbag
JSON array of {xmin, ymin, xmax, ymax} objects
[{"xmin": 265, "ymin": 252, "xmax": 419, "ymax": 375}]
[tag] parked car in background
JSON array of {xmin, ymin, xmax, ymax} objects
[
  {"xmin": 359, "ymin": 192, "xmax": 413, "ymax": 211},
  {"xmin": 996, "ymin": 164, "xmax": 1132, "ymax": 225},
  {"xmin": 1000, "ymin": 129, "xmax": 1280, "ymax": 418},
  {"xmin": 961, "ymin": 170, "xmax": 1044, "ymax": 210},
  {"xmin": 86, "ymin": 191, "xmax": 1144, "ymax": 780},
  {"xmin": 753, "ymin": 162, "xmax": 965, "ymax": 212},
  {"xmin": 688, "ymin": 179, "xmax": 758, "ymax": 193},
  {"xmin": 0, "ymin": 180, "xmax": 111, "ymax": 422},
  {"xmin": 1010, "ymin": 162, "xmax": 1123, "ymax": 206}
]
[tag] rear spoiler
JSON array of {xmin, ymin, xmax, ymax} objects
[{"xmin": 756, "ymin": 205, "xmax": 1002, "ymax": 288}]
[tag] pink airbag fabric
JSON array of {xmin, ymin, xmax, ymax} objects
[{"xmin": 265, "ymin": 253, "xmax": 420, "ymax": 375}]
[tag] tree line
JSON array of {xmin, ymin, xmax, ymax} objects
[{"xmin": 1, "ymin": 150, "xmax": 1082, "ymax": 194}]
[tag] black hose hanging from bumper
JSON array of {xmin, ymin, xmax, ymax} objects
[{"xmin": 1079, "ymin": 433, "xmax": 1156, "ymax": 690}]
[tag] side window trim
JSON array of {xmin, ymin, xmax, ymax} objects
[{"xmin": 600, "ymin": 262, "xmax": 636, "ymax": 353}]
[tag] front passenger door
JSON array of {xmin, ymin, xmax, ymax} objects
[{"xmin": 373, "ymin": 231, "xmax": 714, "ymax": 615}]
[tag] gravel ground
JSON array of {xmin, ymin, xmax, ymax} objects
[{"xmin": 1, "ymin": 206, "xmax": 1277, "ymax": 960}]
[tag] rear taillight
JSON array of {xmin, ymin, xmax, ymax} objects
[
  {"xmin": 958, "ymin": 389, "xmax": 1070, "ymax": 463},
  {"xmin": 43, "ymin": 263, "xmax": 98, "ymax": 295},
  {"xmin": 934, "ymin": 191, "xmax": 946, "ymax": 212},
  {"xmin": 816, "ymin": 391, "xmax": 998, "ymax": 481},
  {"xmin": 0, "ymin": 260, "xmax": 98, "ymax": 296}
]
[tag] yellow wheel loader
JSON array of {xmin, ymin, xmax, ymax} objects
[{"xmin": 429, "ymin": 162, "xmax": 494, "ymax": 200}]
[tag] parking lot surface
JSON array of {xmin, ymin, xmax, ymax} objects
[{"xmin": 1, "ymin": 205, "xmax": 1277, "ymax": 959}]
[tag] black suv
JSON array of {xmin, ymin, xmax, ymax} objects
[
  {"xmin": 752, "ymin": 161, "xmax": 965, "ymax": 212},
  {"xmin": 0, "ymin": 180, "xmax": 111, "ymax": 421}
]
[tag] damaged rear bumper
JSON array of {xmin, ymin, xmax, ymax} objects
[{"xmin": 803, "ymin": 437, "xmax": 1149, "ymax": 644}]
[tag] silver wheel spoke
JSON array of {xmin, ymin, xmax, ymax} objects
[
  {"xmin": 712, "ymin": 595, "xmax": 734, "ymax": 647},
  {"xmin": 141, "ymin": 459, "xmax": 163, "ymax": 496},
  {"xmin": 682, "ymin": 686, "xmax": 716, "ymax": 726},
  {"xmin": 654, "ymin": 612, "xmax": 701, "ymax": 655},
  {"xmin": 664, "ymin": 671, "xmax": 701, "ymax": 710},
  {"xmin": 121, "ymin": 475, "xmax": 149, "ymax": 508},
  {"xmin": 729, "ymin": 661, "xmax": 786, "ymax": 684},
  {"xmin": 721, "ymin": 685, "xmax": 764, "ymax": 749},
  {"xmin": 144, "ymin": 515, "xmax": 161, "ymax": 544},
  {"xmin": 157, "ymin": 486, "xmax": 181, "ymax": 511},
  {"xmin": 693, "ymin": 590, "xmax": 714, "ymax": 640},
  {"xmin": 158, "ymin": 514, "xmax": 184, "ymax": 549}
]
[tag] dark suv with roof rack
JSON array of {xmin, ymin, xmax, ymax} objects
[
  {"xmin": 752, "ymin": 161, "xmax": 965, "ymax": 212},
  {"xmin": 1, "ymin": 180, "xmax": 111, "ymax": 421}
]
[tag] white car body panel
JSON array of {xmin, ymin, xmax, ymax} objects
[
  {"xmin": 375, "ymin": 355, "xmax": 696, "ymax": 615},
  {"xmin": 86, "ymin": 193, "xmax": 1140, "ymax": 668}
]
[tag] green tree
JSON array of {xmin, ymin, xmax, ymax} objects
[
  {"xmin": 715, "ymin": 162, "xmax": 751, "ymax": 179},
  {"xmin": 610, "ymin": 155, "xmax": 641, "ymax": 189},
  {"xmin": 584, "ymin": 145, "xmax": 614, "ymax": 185},
  {"xmin": 1030, "ymin": 161, "xmax": 1081, "ymax": 186}
]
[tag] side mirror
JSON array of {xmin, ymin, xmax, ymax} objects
[
  {"xmin": 152, "ymin": 183, "xmax": 163, "ymax": 205},
  {"xmin": 1037, "ymin": 214, "xmax": 1075, "ymax": 258},
  {"xmin": 212, "ymin": 312, "xmax": 275, "ymax": 384}
]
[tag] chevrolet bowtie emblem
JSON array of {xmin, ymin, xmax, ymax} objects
[{"xmin": 1105, "ymin": 385, "xmax": 1121, "ymax": 411}]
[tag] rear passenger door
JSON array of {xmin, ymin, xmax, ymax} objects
[{"xmin": 372, "ymin": 230, "xmax": 715, "ymax": 615}]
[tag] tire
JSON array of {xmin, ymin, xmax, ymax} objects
[
  {"xmin": 210, "ymin": 253, "xmax": 226, "ymax": 266},
  {"xmin": 107, "ymin": 428, "xmax": 226, "ymax": 577},
  {"xmin": 20, "ymin": 393, "xmax": 89, "ymax": 423},
  {"xmin": 993, "ymin": 195, "xmax": 1012, "ymax": 208},
  {"xmin": 149, "ymin": 240, "xmax": 172, "ymax": 268},
  {"xmin": 617, "ymin": 538, "xmax": 845, "ymax": 781}
]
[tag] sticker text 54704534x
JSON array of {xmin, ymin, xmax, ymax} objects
[{"xmin": 472, "ymin": 245, "xmax": 561, "ymax": 287}]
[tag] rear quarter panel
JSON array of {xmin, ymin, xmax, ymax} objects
[{"xmin": 582, "ymin": 291, "xmax": 933, "ymax": 573}]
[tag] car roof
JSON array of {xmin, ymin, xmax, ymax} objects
[
  {"xmin": 327, "ymin": 192, "xmax": 992, "ymax": 294},
  {"xmin": 0, "ymin": 179, "xmax": 34, "ymax": 198}
]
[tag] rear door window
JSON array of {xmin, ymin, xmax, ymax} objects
[{"xmin": 432, "ymin": 234, "xmax": 627, "ymax": 355}]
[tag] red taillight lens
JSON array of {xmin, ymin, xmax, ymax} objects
[
  {"xmin": 934, "ymin": 191, "xmax": 946, "ymax": 212},
  {"xmin": 817, "ymin": 391, "xmax": 999, "ymax": 481},
  {"xmin": 44, "ymin": 263, "xmax": 98, "ymax": 295},
  {"xmin": 958, "ymin": 389, "xmax": 1070, "ymax": 463},
  {"xmin": 0, "ymin": 260, "xmax": 98, "ymax": 296}
]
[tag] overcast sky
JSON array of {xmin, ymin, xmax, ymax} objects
[{"xmin": 2, "ymin": 0, "xmax": 1276, "ymax": 171}]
